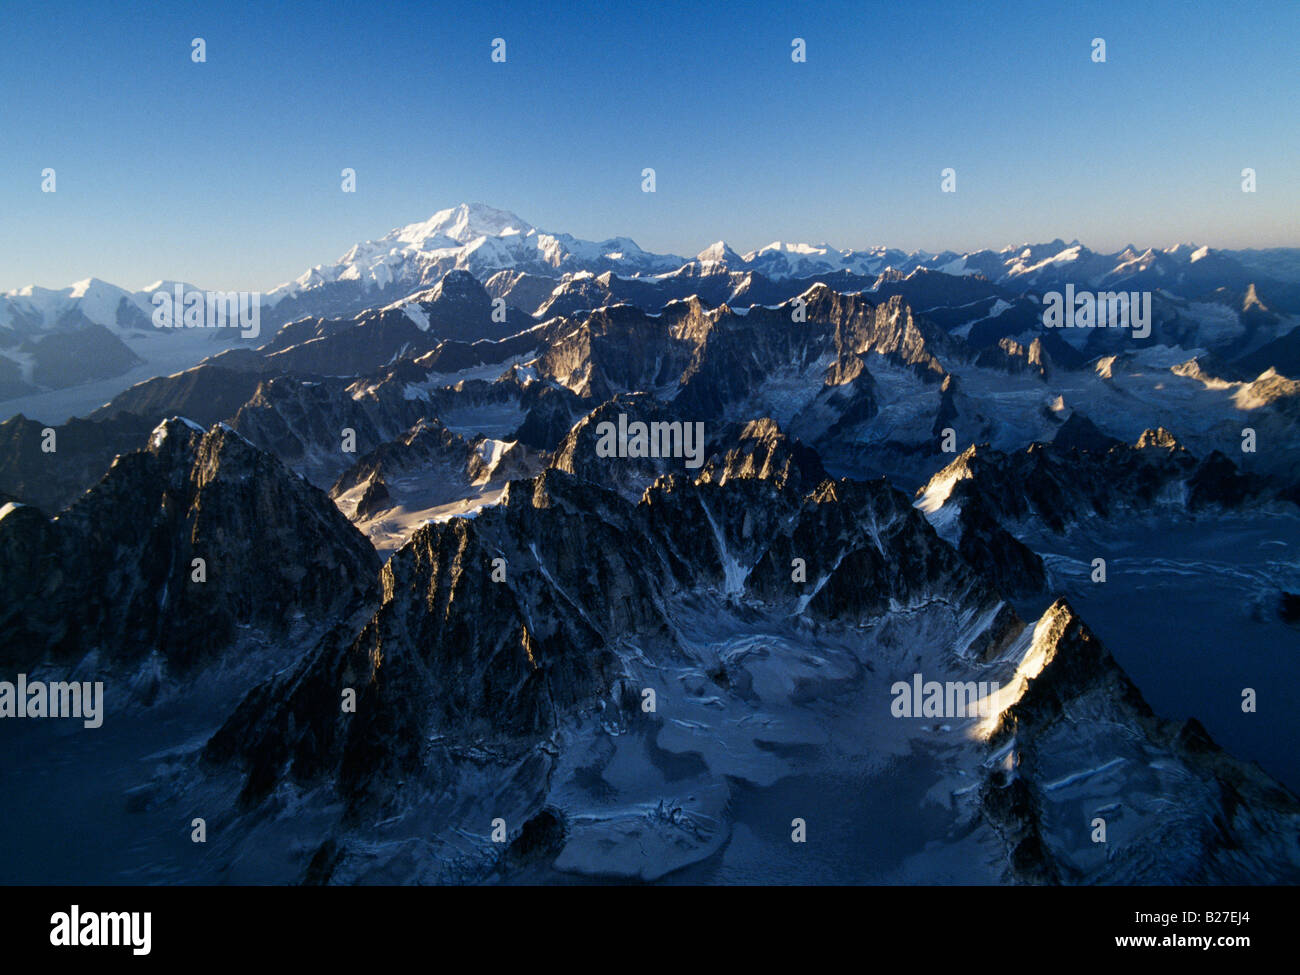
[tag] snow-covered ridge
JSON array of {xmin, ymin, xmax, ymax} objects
[
  {"xmin": 263, "ymin": 203, "xmax": 689, "ymax": 305},
  {"xmin": 6, "ymin": 202, "xmax": 1299, "ymax": 335}
]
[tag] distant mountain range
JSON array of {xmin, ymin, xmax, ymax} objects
[{"xmin": 5, "ymin": 202, "xmax": 1299, "ymax": 337}]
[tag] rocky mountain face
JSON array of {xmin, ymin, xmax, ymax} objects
[
  {"xmin": 255, "ymin": 271, "xmax": 531, "ymax": 376},
  {"xmin": 548, "ymin": 394, "xmax": 690, "ymax": 497},
  {"xmin": 974, "ymin": 337, "xmax": 1052, "ymax": 379},
  {"xmin": 222, "ymin": 363, "xmax": 581, "ymax": 496},
  {"xmin": 483, "ymin": 270, "xmax": 561, "ymax": 318},
  {"xmin": 330, "ymin": 420, "xmax": 476, "ymax": 508},
  {"xmin": 226, "ymin": 377, "xmax": 412, "ymax": 487},
  {"xmin": 0, "ymin": 418, "xmax": 380, "ymax": 679},
  {"xmin": 189, "ymin": 453, "xmax": 1300, "ymax": 884},
  {"xmin": 204, "ymin": 465, "xmax": 1010, "ymax": 818},
  {"xmin": 913, "ymin": 424, "xmax": 1297, "ymax": 597},
  {"xmin": 532, "ymin": 287, "xmax": 951, "ymax": 429},
  {"xmin": 694, "ymin": 417, "xmax": 828, "ymax": 492},
  {"xmin": 919, "ymin": 425, "xmax": 1291, "ymax": 534},
  {"xmin": 551, "ymin": 403, "xmax": 826, "ymax": 502},
  {"xmin": 328, "ymin": 417, "xmax": 537, "ymax": 529},
  {"xmin": 980, "ymin": 599, "xmax": 1300, "ymax": 883}
]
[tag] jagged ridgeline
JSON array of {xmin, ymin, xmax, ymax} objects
[
  {"xmin": 915, "ymin": 425, "xmax": 1300, "ymax": 599},
  {"xmin": 0, "ymin": 419, "xmax": 379, "ymax": 675},
  {"xmin": 189, "ymin": 448, "xmax": 1295, "ymax": 883},
  {"xmin": 4, "ymin": 418, "xmax": 1253, "ymax": 884}
]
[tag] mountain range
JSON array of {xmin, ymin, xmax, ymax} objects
[
  {"xmin": 2, "ymin": 203, "xmax": 1298, "ymax": 885},
  {"xmin": 6, "ymin": 202, "xmax": 1300, "ymax": 335}
]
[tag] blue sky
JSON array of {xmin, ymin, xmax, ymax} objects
[{"xmin": 2, "ymin": 0, "xmax": 1296, "ymax": 292}]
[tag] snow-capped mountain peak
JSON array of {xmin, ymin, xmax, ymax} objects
[
  {"xmin": 393, "ymin": 202, "xmax": 534, "ymax": 247},
  {"xmin": 695, "ymin": 240, "xmax": 742, "ymax": 265},
  {"xmin": 262, "ymin": 204, "xmax": 689, "ymax": 308}
]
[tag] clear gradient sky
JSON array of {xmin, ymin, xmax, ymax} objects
[{"xmin": 2, "ymin": 0, "xmax": 1297, "ymax": 293}]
